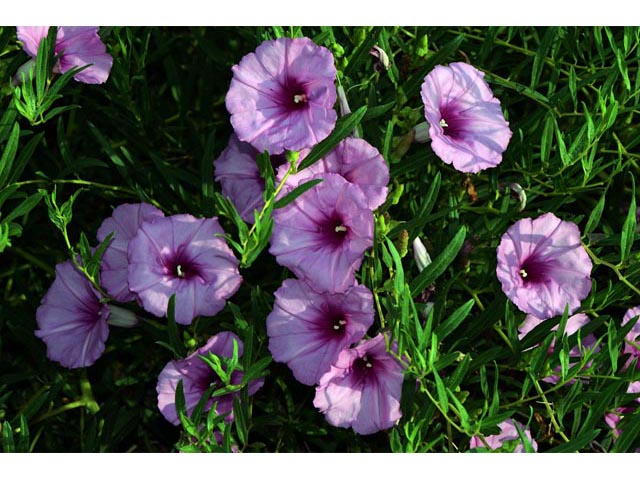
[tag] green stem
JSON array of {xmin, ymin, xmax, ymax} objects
[
  {"xmin": 583, "ymin": 243, "xmax": 640, "ymax": 297},
  {"xmin": 529, "ymin": 373, "xmax": 571, "ymax": 444},
  {"xmin": 3, "ymin": 178, "xmax": 162, "ymax": 209},
  {"xmin": 418, "ymin": 379, "xmax": 466, "ymax": 435}
]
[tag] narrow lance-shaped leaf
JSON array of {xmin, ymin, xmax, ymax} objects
[
  {"xmin": 620, "ymin": 173, "xmax": 636, "ymax": 263},
  {"xmin": 298, "ymin": 106, "xmax": 367, "ymax": 171},
  {"xmin": 410, "ymin": 225, "xmax": 466, "ymax": 297}
]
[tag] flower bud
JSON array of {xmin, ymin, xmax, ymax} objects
[{"xmin": 413, "ymin": 237, "xmax": 432, "ymax": 272}]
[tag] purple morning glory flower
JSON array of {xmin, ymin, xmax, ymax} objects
[
  {"xmin": 519, "ymin": 313, "xmax": 599, "ymax": 384},
  {"xmin": 16, "ymin": 26, "xmax": 113, "ymax": 84},
  {"xmin": 622, "ymin": 306, "xmax": 640, "ymax": 369},
  {"xmin": 313, "ymin": 333, "xmax": 405, "ymax": 435},
  {"xmin": 96, "ymin": 202, "xmax": 164, "ymax": 303},
  {"xmin": 156, "ymin": 331, "xmax": 263, "ymax": 425},
  {"xmin": 496, "ymin": 212, "xmax": 593, "ymax": 320},
  {"xmin": 214, "ymin": 133, "xmax": 286, "ymax": 224},
  {"xmin": 269, "ymin": 173, "xmax": 374, "ymax": 294},
  {"xmin": 420, "ymin": 62, "xmax": 512, "ymax": 173},
  {"xmin": 225, "ymin": 37, "xmax": 337, "ymax": 155},
  {"xmin": 276, "ymin": 137, "xmax": 390, "ymax": 210},
  {"xmin": 35, "ymin": 259, "xmax": 110, "ymax": 369},
  {"xmin": 127, "ymin": 214, "xmax": 242, "ymax": 325},
  {"xmin": 266, "ymin": 279, "xmax": 374, "ymax": 386},
  {"xmin": 469, "ymin": 419, "xmax": 538, "ymax": 452}
]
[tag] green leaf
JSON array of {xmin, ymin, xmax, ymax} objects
[
  {"xmin": 2, "ymin": 191, "xmax": 44, "ymax": 225},
  {"xmin": 584, "ymin": 190, "xmax": 606, "ymax": 234},
  {"xmin": 2, "ymin": 421, "xmax": 15, "ymax": 453},
  {"xmin": 233, "ymin": 394, "xmax": 249, "ymax": 447},
  {"xmin": 7, "ymin": 132, "xmax": 44, "ymax": 185},
  {"xmin": 273, "ymin": 178, "xmax": 323, "ymax": 209},
  {"xmin": 620, "ymin": 173, "xmax": 636, "ymax": 263},
  {"xmin": 298, "ymin": 106, "xmax": 367, "ymax": 171},
  {"xmin": 432, "ymin": 369, "xmax": 448, "ymax": 415},
  {"xmin": 385, "ymin": 237, "xmax": 405, "ymax": 296},
  {"xmin": 546, "ymin": 429, "xmax": 600, "ymax": 453},
  {"xmin": 362, "ymin": 101, "xmax": 395, "ymax": 122},
  {"xmin": 434, "ymin": 299, "xmax": 474, "ymax": 342},
  {"xmin": 0, "ymin": 122, "xmax": 20, "ymax": 188},
  {"xmin": 410, "ymin": 225, "xmax": 466, "ymax": 297}
]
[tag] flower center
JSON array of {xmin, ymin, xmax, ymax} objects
[
  {"xmin": 438, "ymin": 104, "xmax": 464, "ymax": 139},
  {"xmin": 293, "ymin": 93, "xmax": 308, "ymax": 104},
  {"xmin": 332, "ymin": 318, "xmax": 347, "ymax": 333},
  {"xmin": 518, "ymin": 257, "xmax": 550, "ymax": 284},
  {"xmin": 165, "ymin": 250, "xmax": 201, "ymax": 280},
  {"xmin": 353, "ymin": 354, "xmax": 375, "ymax": 378}
]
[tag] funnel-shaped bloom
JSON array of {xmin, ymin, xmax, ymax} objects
[
  {"xmin": 97, "ymin": 202, "xmax": 164, "ymax": 302},
  {"xmin": 496, "ymin": 213, "xmax": 592, "ymax": 320},
  {"xmin": 420, "ymin": 62, "xmax": 511, "ymax": 173},
  {"xmin": 469, "ymin": 419, "xmax": 538, "ymax": 452},
  {"xmin": 127, "ymin": 214, "xmax": 242, "ymax": 325},
  {"xmin": 313, "ymin": 334, "xmax": 404, "ymax": 435},
  {"xmin": 35, "ymin": 260, "xmax": 110, "ymax": 369},
  {"xmin": 214, "ymin": 134, "xmax": 286, "ymax": 223},
  {"xmin": 225, "ymin": 37, "xmax": 337, "ymax": 155},
  {"xmin": 17, "ymin": 26, "xmax": 113, "ymax": 84},
  {"xmin": 276, "ymin": 138, "xmax": 389, "ymax": 210},
  {"xmin": 156, "ymin": 331, "xmax": 263, "ymax": 425},
  {"xmin": 269, "ymin": 173, "xmax": 374, "ymax": 293},
  {"xmin": 267, "ymin": 279, "xmax": 374, "ymax": 385}
]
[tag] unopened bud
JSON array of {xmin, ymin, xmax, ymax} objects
[
  {"xmin": 509, "ymin": 183, "xmax": 527, "ymax": 212},
  {"xmin": 107, "ymin": 305, "xmax": 139, "ymax": 328},
  {"xmin": 370, "ymin": 45, "xmax": 390, "ymax": 72},
  {"xmin": 413, "ymin": 237, "xmax": 432, "ymax": 272},
  {"xmin": 413, "ymin": 122, "xmax": 430, "ymax": 143}
]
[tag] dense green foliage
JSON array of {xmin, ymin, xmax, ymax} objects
[{"xmin": 1, "ymin": 26, "xmax": 640, "ymax": 452}]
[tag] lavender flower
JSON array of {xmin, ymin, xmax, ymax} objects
[
  {"xmin": 156, "ymin": 331, "xmax": 263, "ymax": 425},
  {"xmin": 225, "ymin": 37, "xmax": 337, "ymax": 155},
  {"xmin": 469, "ymin": 419, "xmax": 538, "ymax": 452},
  {"xmin": 269, "ymin": 173, "xmax": 374, "ymax": 293},
  {"xmin": 313, "ymin": 334, "xmax": 404, "ymax": 435},
  {"xmin": 214, "ymin": 134, "xmax": 286, "ymax": 223},
  {"xmin": 496, "ymin": 213, "xmax": 592, "ymax": 320},
  {"xmin": 35, "ymin": 260, "xmax": 110, "ymax": 369},
  {"xmin": 276, "ymin": 137, "xmax": 390, "ymax": 210},
  {"xmin": 127, "ymin": 214, "xmax": 242, "ymax": 325},
  {"xmin": 622, "ymin": 306, "xmax": 640, "ymax": 369},
  {"xmin": 266, "ymin": 279, "xmax": 374, "ymax": 385},
  {"xmin": 97, "ymin": 202, "xmax": 164, "ymax": 302},
  {"xmin": 519, "ymin": 313, "xmax": 598, "ymax": 384},
  {"xmin": 420, "ymin": 62, "xmax": 511, "ymax": 173},
  {"xmin": 17, "ymin": 26, "xmax": 113, "ymax": 84}
]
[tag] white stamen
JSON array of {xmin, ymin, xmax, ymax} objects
[
  {"xmin": 176, "ymin": 264, "xmax": 185, "ymax": 277},
  {"xmin": 363, "ymin": 355, "xmax": 373, "ymax": 368},
  {"xmin": 335, "ymin": 225, "xmax": 348, "ymax": 233},
  {"xmin": 439, "ymin": 118, "xmax": 449, "ymax": 128},
  {"xmin": 520, "ymin": 268, "xmax": 528, "ymax": 278},
  {"xmin": 293, "ymin": 94, "xmax": 307, "ymax": 104},
  {"xmin": 333, "ymin": 319, "xmax": 347, "ymax": 330}
]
